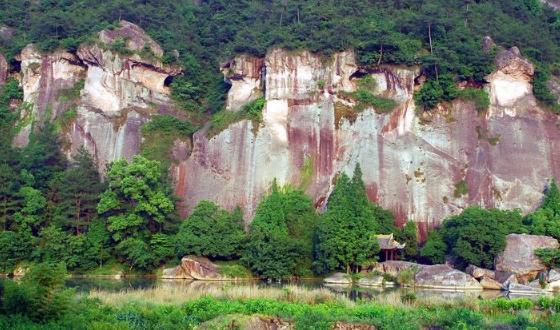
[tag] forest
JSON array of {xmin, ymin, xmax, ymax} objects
[{"xmin": 1, "ymin": 0, "xmax": 560, "ymax": 114}]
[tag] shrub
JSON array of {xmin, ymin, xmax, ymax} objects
[
  {"xmin": 458, "ymin": 88, "xmax": 490, "ymax": 112},
  {"xmin": 535, "ymin": 248, "xmax": 560, "ymax": 268}
]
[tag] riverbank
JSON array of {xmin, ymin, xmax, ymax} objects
[{"xmin": 2, "ymin": 282, "xmax": 560, "ymax": 329}]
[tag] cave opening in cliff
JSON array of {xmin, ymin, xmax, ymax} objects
[
  {"xmin": 10, "ymin": 58, "xmax": 21, "ymax": 74},
  {"xmin": 164, "ymin": 75, "xmax": 174, "ymax": 87}
]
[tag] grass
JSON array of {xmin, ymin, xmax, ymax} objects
[
  {"xmin": 458, "ymin": 87, "xmax": 490, "ymax": 112},
  {"xmin": 208, "ymin": 97, "xmax": 265, "ymax": 137},
  {"xmin": 215, "ymin": 261, "xmax": 253, "ymax": 279},
  {"xmin": 89, "ymin": 283, "xmax": 345, "ymax": 307},
  {"xmin": 140, "ymin": 115, "xmax": 198, "ymax": 167}
]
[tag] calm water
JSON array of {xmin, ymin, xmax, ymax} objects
[{"xmin": 59, "ymin": 277, "xmax": 508, "ymax": 302}]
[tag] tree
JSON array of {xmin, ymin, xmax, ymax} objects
[
  {"xmin": 55, "ymin": 147, "xmax": 105, "ymax": 234},
  {"xmin": 97, "ymin": 155, "xmax": 176, "ymax": 269},
  {"xmin": 397, "ymin": 221, "xmax": 419, "ymax": 260},
  {"xmin": 524, "ymin": 179, "xmax": 560, "ymax": 240},
  {"xmin": 314, "ymin": 165, "xmax": 380, "ymax": 274},
  {"xmin": 420, "ymin": 231, "xmax": 447, "ymax": 264},
  {"xmin": 242, "ymin": 182, "xmax": 317, "ymax": 279},
  {"xmin": 176, "ymin": 201, "xmax": 245, "ymax": 259},
  {"xmin": 13, "ymin": 186, "xmax": 46, "ymax": 234},
  {"xmin": 440, "ymin": 206, "xmax": 526, "ymax": 269},
  {"xmin": 0, "ymin": 230, "xmax": 34, "ymax": 272}
]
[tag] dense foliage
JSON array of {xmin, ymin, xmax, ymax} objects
[
  {"xmin": 1, "ymin": 0, "xmax": 559, "ymax": 114},
  {"xmin": 524, "ymin": 179, "xmax": 560, "ymax": 239},
  {"xmin": 421, "ymin": 206, "xmax": 526, "ymax": 269},
  {"xmin": 314, "ymin": 165, "xmax": 381, "ymax": 274},
  {"xmin": 175, "ymin": 201, "xmax": 245, "ymax": 259},
  {"xmin": 242, "ymin": 183, "xmax": 318, "ymax": 279}
]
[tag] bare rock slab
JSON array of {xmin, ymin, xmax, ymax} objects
[
  {"xmin": 495, "ymin": 234, "xmax": 559, "ymax": 283},
  {"xmin": 466, "ymin": 265, "xmax": 495, "ymax": 279},
  {"xmin": 324, "ymin": 272, "xmax": 352, "ymax": 285},
  {"xmin": 414, "ymin": 264, "xmax": 482, "ymax": 290}
]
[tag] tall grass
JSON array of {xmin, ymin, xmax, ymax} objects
[{"xmin": 89, "ymin": 283, "xmax": 350, "ymax": 306}]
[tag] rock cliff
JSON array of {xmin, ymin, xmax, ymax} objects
[
  {"xmin": 11, "ymin": 24, "xmax": 560, "ymax": 237},
  {"xmin": 14, "ymin": 21, "xmax": 181, "ymax": 170},
  {"xmin": 175, "ymin": 47, "xmax": 560, "ymax": 237}
]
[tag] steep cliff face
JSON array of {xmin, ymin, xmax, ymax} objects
[
  {"xmin": 15, "ymin": 21, "xmax": 181, "ymax": 170},
  {"xmin": 14, "ymin": 23, "xmax": 560, "ymax": 236},
  {"xmin": 176, "ymin": 48, "xmax": 560, "ymax": 237}
]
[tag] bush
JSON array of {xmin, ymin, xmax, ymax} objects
[
  {"xmin": 458, "ymin": 88, "xmax": 490, "ymax": 112},
  {"xmin": 535, "ymin": 248, "xmax": 560, "ymax": 268}
]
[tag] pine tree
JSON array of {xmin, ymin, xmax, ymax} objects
[
  {"xmin": 315, "ymin": 164, "xmax": 380, "ymax": 274},
  {"xmin": 56, "ymin": 147, "xmax": 105, "ymax": 234}
]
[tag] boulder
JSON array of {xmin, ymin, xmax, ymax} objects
[
  {"xmin": 357, "ymin": 275, "xmax": 383, "ymax": 287},
  {"xmin": 465, "ymin": 265, "xmax": 495, "ymax": 280},
  {"xmin": 373, "ymin": 261, "xmax": 425, "ymax": 278},
  {"xmin": 548, "ymin": 280, "xmax": 560, "ymax": 291},
  {"xmin": 549, "ymin": 269, "xmax": 560, "ymax": 282},
  {"xmin": 479, "ymin": 276, "xmax": 502, "ymax": 290},
  {"xmin": 162, "ymin": 255, "xmax": 230, "ymax": 280},
  {"xmin": 162, "ymin": 265, "xmax": 191, "ymax": 279},
  {"xmin": 506, "ymin": 282, "xmax": 546, "ymax": 295},
  {"xmin": 180, "ymin": 255, "xmax": 228, "ymax": 280},
  {"xmin": 324, "ymin": 272, "xmax": 352, "ymax": 285},
  {"xmin": 495, "ymin": 234, "xmax": 559, "ymax": 283},
  {"xmin": 414, "ymin": 264, "xmax": 482, "ymax": 290}
]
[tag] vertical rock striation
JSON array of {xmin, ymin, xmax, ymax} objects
[{"xmin": 177, "ymin": 48, "xmax": 560, "ymax": 236}]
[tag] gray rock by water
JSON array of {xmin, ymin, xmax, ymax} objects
[
  {"xmin": 414, "ymin": 264, "xmax": 482, "ymax": 290},
  {"xmin": 324, "ymin": 272, "xmax": 352, "ymax": 285}
]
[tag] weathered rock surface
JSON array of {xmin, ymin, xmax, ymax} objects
[
  {"xmin": 373, "ymin": 261, "xmax": 425, "ymax": 278},
  {"xmin": 14, "ymin": 25, "xmax": 560, "ymax": 233},
  {"xmin": 165, "ymin": 255, "xmax": 231, "ymax": 281},
  {"xmin": 175, "ymin": 46, "xmax": 560, "ymax": 236},
  {"xmin": 479, "ymin": 276, "xmax": 502, "ymax": 290},
  {"xmin": 357, "ymin": 275, "xmax": 383, "ymax": 287},
  {"xmin": 466, "ymin": 265, "xmax": 495, "ymax": 280},
  {"xmin": 549, "ymin": 269, "xmax": 560, "ymax": 282},
  {"xmin": 324, "ymin": 272, "xmax": 352, "ymax": 285},
  {"xmin": 495, "ymin": 234, "xmax": 559, "ymax": 283},
  {"xmin": 15, "ymin": 21, "xmax": 182, "ymax": 171},
  {"xmin": 197, "ymin": 314, "xmax": 294, "ymax": 330},
  {"xmin": 506, "ymin": 282, "xmax": 546, "ymax": 295},
  {"xmin": 414, "ymin": 264, "xmax": 482, "ymax": 290}
]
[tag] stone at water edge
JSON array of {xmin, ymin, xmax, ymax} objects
[
  {"xmin": 495, "ymin": 234, "xmax": 559, "ymax": 283},
  {"xmin": 373, "ymin": 261, "xmax": 425, "ymax": 278},
  {"xmin": 479, "ymin": 276, "xmax": 502, "ymax": 290},
  {"xmin": 506, "ymin": 282, "xmax": 547, "ymax": 295},
  {"xmin": 357, "ymin": 275, "xmax": 383, "ymax": 287},
  {"xmin": 332, "ymin": 321, "xmax": 376, "ymax": 330},
  {"xmin": 414, "ymin": 264, "xmax": 482, "ymax": 290},
  {"xmin": 162, "ymin": 265, "xmax": 191, "ymax": 279},
  {"xmin": 465, "ymin": 265, "xmax": 495, "ymax": 280},
  {"xmin": 324, "ymin": 272, "xmax": 352, "ymax": 285},
  {"xmin": 180, "ymin": 255, "xmax": 228, "ymax": 280},
  {"xmin": 547, "ymin": 280, "xmax": 560, "ymax": 291}
]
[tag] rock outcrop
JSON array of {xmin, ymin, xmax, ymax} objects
[
  {"xmin": 14, "ymin": 21, "xmax": 182, "ymax": 171},
  {"xmin": 465, "ymin": 265, "xmax": 495, "ymax": 280},
  {"xmin": 12, "ymin": 23, "xmax": 560, "ymax": 233},
  {"xmin": 414, "ymin": 264, "xmax": 482, "ymax": 290},
  {"xmin": 373, "ymin": 261, "xmax": 425, "ymax": 278},
  {"xmin": 175, "ymin": 46, "xmax": 560, "ymax": 235},
  {"xmin": 357, "ymin": 275, "xmax": 384, "ymax": 287},
  {"xmin": 162, "ymin": 255, "xmax": 232, "ymax": 280},
  {"xmin": 495, "ymin": 234, "xmax": 559, "ymax": 283},
  {"xmin": 324, "ymin": 272, "xmax": 352, "ymax": 285}
]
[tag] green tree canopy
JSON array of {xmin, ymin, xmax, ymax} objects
[
  {"xmin": 314, "ymin": 164, "xmax": 381, "ymax": 274},
  {"xmin": 176, "ymin": 201, "xmax": 245, "ymax": 259}
]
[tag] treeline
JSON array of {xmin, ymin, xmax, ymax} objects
[{"xmin": 1, "ymin": 0, "xmax": 559, "ymax": 114}]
